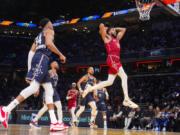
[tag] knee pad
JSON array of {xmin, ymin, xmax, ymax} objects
[
  {"xmin": 20, "ymin": 80, "xmax": 39, "ymax": 99},
  {"xmin": 42, "ymin": 83, "xmax": 54, "ymax": 104}
]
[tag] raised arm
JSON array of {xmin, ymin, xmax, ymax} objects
[
  {"xmin": 77, "ymin": 75, "xmax": 87, "ymax": 94},
  {"xmin": 115, "ymin": 27, "xmax": 126, "ymax": 40},
  {"xmin": 44, "ymin": 29, "xmax": 66, "ymax": 63},
  {"xmin": 28, "ymin": 43, "xmax": 36, "ymax": 72},
  {"xmin": 99, "ymin": 23, "xmax": 109, "ymax": 43}
]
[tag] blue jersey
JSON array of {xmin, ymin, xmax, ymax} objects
[
  {"xmin": 81, "ymin": 75, "xmax": 95, "ymax": 91},
  {"xmin": 35, "ymin": 31, "xmax": 52, "ymax": 57},
  {"xmin": 51, "ymin": 71, "xmax": 58, "ymax": 88},
  {"xmin": 97, "ymin": 88, "xmax": 105, "ymax": 102}
]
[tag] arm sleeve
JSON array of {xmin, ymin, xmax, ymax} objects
[{"xmin": 28, "ymin": 50, "xmax": 35, "ymax": 72}]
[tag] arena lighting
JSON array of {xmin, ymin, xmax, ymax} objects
[
  {"xmin": 99, "ymin": 65, "xmax": 108, "ymax": 71},
  {"xmin": 136, "ymin": 60, "xmax": 163, "ymax": 68},
  {"xmin": 53, "ymin": 21, "xmax": 66, "ymax": 26},
  {"xmin": 170, "ymin": 59, "xmax": 180, "ymax": 64},
  {"xmin": 60, "ymin": 68, "xmax": 67, "ymax": 71},
  {"xmin": 16, "ymin": 23, "xmax": 37, "ymax": 27},
  {"xmin": 113, "ymin": 8, "xmax": 137, "ymax": 16},
  {"xmin": 0, "ymin": 21, "xmax": 13, "ymax": 26},
  {"xmin": 82, "ymin": 15, "xmax": 100, "ymax": 21},
  {"xmin": 102, "ymin": 12, "xmax": 113, "ymax": 18},
  {"xmin": 76, "ymin": 66, "xmax": 90, "ymax": 72},
  {"xmin": 70, "ymin": 18, "xmax": 80, "ymax": 24}
]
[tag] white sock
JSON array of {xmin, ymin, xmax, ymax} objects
[
  {"xmin": 104, "ymin": 120, "xmax": 107, "ymax": 127},
  {"xmin": 33, "ymin": 105, "xmax": 48, "ymax": 122},
  {"xmin": 55, "ymin": 102, "xmax": 63, "ymax": 124},
  {"xmin": 71, "ymin": 107, "xmax": 76, "ymax": 122},
  {"xmin": 118, "ymin": 67, "xmax": 129, "ymax": 100},
  {"xmin": 6, "ymin": 99, "xmax": 19, "ymax": 113},
  {"xmin": 49, "ymin": 110, "xmax": 57, "ymax": 124}
]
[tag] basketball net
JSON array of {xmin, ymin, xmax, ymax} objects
[{"xmin": 136, "ymin": 0, "xmax": 155, "ymax": 21}]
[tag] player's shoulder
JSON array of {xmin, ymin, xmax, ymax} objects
[{"xmin": 44, "ymin": 28, "xmax": 54, "ymax": 35}]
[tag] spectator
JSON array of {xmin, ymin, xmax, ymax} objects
[
  {"xmin": 131, "ymin": 108, "xmax": 143, "ymax": 130},
  {"xmin": 124, "ymin": 108, "xmax": 135, "ymax": 129},
  {"xmin": 140, "ymin": 105, "xmax": 155, "ymax": 130}
]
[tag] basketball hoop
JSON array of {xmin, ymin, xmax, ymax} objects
[{"xmin": 135, "ymin": 0, "xmax": 155, "ymax": 21}]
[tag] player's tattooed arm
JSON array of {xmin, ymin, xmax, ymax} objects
[
  {"xmin": 115, "ymin": 27, "xmax": 126, "ymax": 40},
  {"xmin": 77, "ymin": 75, "xmax": 87, "ymax": 95},
  {"xmin": 45, "ymin": 29, "xmax": 66, "ymax": 63}
]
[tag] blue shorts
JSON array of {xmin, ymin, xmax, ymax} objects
[
  {"xmin": 96, "ymin": 101, "xmax": 107, "ymax": 112},
  {"xmin": 53, "ymin": 89, "xmax": 60, "ymax": 102},
  {"xmin": 26, "ymin": 52, "xmax": 51, "ymax": 83},
  {"xmin": 80, "ymin": 93, "xmax": 94, "ymax": 106}
]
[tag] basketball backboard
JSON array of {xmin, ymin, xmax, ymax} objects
[{"xmin": 155, "ymin": 0, "xmax": 180, "ymax": 16}]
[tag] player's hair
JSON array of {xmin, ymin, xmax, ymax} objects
[
  {"xmin": 39, "ymin": 18, "xmax": 50, "ymax": 28},
  {"xmin": 87, "ymin": 67, "xmax": 93, "ymax": 72}
]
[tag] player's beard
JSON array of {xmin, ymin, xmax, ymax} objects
[{"xmin": 111, "ymin": 33, "xmax": 117, "ymax": 38}]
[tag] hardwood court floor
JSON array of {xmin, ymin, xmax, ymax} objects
[{"xmin": 0, "ymin": 125, "xmax": 180, "ymax": 135}]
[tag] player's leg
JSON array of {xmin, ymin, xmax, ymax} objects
[
  {"xmin": 71, "ymin": 107, "xmax": 76, "ymax": 123},
  {"xmin": 88, "ymin": 101, "xmax": 98, "ymax": 128},
  {"xmin": 30, "ymin": 104, "xmax": 48, "ymax": 128},
  {"xmin": 82, "ymin": 74, "xmax": 116, "ymax": 98},
  {"xmin": 54, "ymin": 101, "xmax": 63, "ymax": 123},
  {"xmin": 0, "ymin": 80, "xmax": 40, "ymax": 128},
  {"xmin": 74, "ymin": 105, "xmax": 85, "ymax": 122},
  {"xmin": 102, "ymin": 111, "xmax": 107, "ymax": 129},
  {"xmin": 117, "ymin": 67, "xmax": 139, "ymax": 108}
]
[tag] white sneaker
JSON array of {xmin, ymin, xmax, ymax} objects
[
  {"xmin": 123, "ymin": 99, "xmax": 139, "ymax": 109},
  {"xmin": 82, "ymin": 84, "xmax": 92, "ymax": 98},
  {"xmin": 50, "ymin": 123, "xmax": 66, "ymax": 132},
  {"xmin": 131, "ymin": 127, "xmax": 136, "ymax": 130},
  {"xmin": 155, "ymin": 127, "xmax": 159, "ymax": 131},
  {"xmin": 162, "ymin": 127, "xmax": 166, "ymax": 132}
]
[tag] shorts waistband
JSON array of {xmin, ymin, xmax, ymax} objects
[
  {"xmin": 108, "ymin": 55, "xmax": 120, "ymax": 59},
  {"xmin": 36, "ymin": 51, "xmax": 49, "ymax": 59}
]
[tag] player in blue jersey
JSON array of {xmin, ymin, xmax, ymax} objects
[
  {"xmin": 0, "ymin": 18, "xmax": 66, "ymax": 132},
  {"xmin": 73, "ymin": 67, "xmax": 98, "ymax": 128},
  {"xmin": 94, "ymin": 80, "xmax": 109, "ymax": 129},
  {"xmin": 29, "ymin": 61, "xmax": 68, "ymax": 130}
]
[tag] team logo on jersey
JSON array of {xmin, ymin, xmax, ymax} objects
[{"xmin": 32, "ymin": 64, "xmax": 43, "ymax": 77}]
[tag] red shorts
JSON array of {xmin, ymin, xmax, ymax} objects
[
  {"xmin": 68, "ymin": 102, "xmax": 76, "ymax": 110},
  {"xmin": 107, "ymin": 55, "xmax": 122, "ymax": 74}
]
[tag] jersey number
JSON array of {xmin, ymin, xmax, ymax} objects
[{"xmin": 35, "ymin": 34, "xmax": 42, "ymax": 45}]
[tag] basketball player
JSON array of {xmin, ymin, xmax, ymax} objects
[
  {"xmin": 0, "ymin": 18, "xmax": 66, "ymax": 132},
  {"xmin": 83, "ymin": 23, "xmax": 138, "ymax": 109},
  {"xmin": 29, "ymin": 61, "xmax": 68, "ymax": 130},
  {"xmin": 66, "ymin": 82, "xmax": 78, "ymax": 126},
  {"xmin": 94, "ymin": 80, "xmax": 109, "ymax": 129},
  {"xmin": 73, "ymin": 67, "xmax": 98, "ymax": 128}
]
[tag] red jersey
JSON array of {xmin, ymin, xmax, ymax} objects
[
  {"xmin": 68, "ymin": 89, "xmax": 78, "ymax": 110},
  {"xmin": 104, "ymin": 37, "xmax": 122, "ymax": 74},
  {"xmin": 104, "ymin": 37, "xmax": 120, "ymax": 57}
]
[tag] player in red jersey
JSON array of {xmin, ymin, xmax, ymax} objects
[
  {"xmin": 66, "ymin": 83, "xmax": 78, "ymax": 126},
  {"xmin": 83, "ymin": 23, "xmax": 138, "ymax": 109}
]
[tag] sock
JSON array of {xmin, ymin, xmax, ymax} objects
[
  {"xmin": 33, "ymin": 105, "xmax": 48, "ymax": 122},
  {"xmin": 6, "ymin": 99, "xmax": 19, "ymax": 113},
  {"xmin": 55, "ymin": 102, "xmax": 63, "ymax": 124},
  {"xmin": 118, "ymin": 68, "xmax": 129, "ymax": 100},
  {"xmin": 49, "ymin": 110, "xmax": 57, "ymax": 124},
  {"xmin": 71, "ymin": 107, "xmax": 76, "ymax": 122},
  {"xmin": 104, "ymin": 120, "xmax": 107, "ymax": 127}
]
